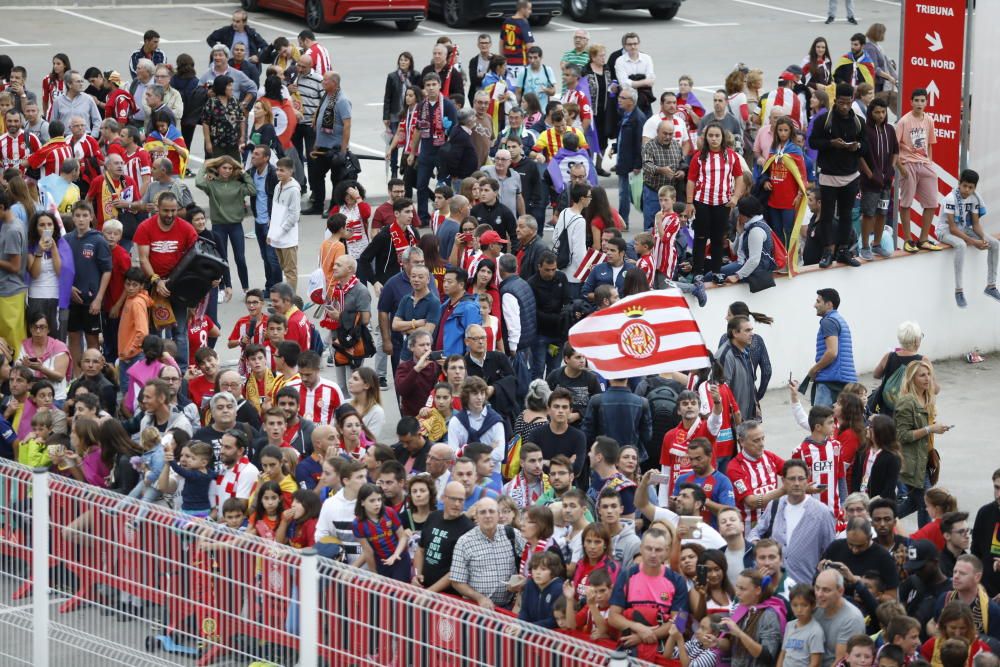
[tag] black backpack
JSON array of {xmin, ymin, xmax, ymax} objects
[
  {"xmin": 644, "ymin": 379, "xmax": 684, "ymax": 461},
  {"xmin": 555, "ymin": 212, "xmax": 583, "ymax": 270}
]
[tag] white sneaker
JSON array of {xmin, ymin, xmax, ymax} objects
[{"xmin": 245, "ymin": 230, "xmax": 257, "ymax": 239}]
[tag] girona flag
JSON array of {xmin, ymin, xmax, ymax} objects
[{"xmin": 568, "ymin": 289, "xmax": 711, "ymax": 380}]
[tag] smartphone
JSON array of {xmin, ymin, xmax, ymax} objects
[
  {"xmin": 710, "ymin": 621, "xmax": 723, "ymax": 634},
  {"xmin": 696, "ymin": 564, "xmax": 708, "ymax": 587},
  {"xmin": 27, "ymin": 357, "xmax": 39, "ymax": 363},
  {"xmin": 429, "ymin": 351, "xmax": 444, "ymax": 361},
  {"xmin": 679, "ymin": 516, "xmax": 701, "ymax": 528},
  {"xmin": 814, "ymin": 484, "xmax": 828, "ymax": 491},
  {"xmin": 42, "ymin": 229, "xmax": 52, "ymax": 241},
  {"xmin": 507, "ymin": 574, "xmax": 526, "ymax": 588}
]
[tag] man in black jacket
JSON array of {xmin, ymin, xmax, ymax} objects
[
  {"xmin": 471, "ymin": 178, "xmax": 518, "ymax": 251},
  {"xmin": 358, "ymin": 198, "xmax": 419, "ymax": 291},
  {"xmin": 248, "ymin": 145, "xmax": 281, "ymax": 291},
  {"xmin": 440, "ymin": 109, "xmax": 479, "ymax": 183},
  {"xmin": 468, "ymin": 34, "xmax": 494, "ymax": 106},
  {"xmin": 205, "ymin": 9, "xmax": 268, "ymax": 63},
  {"xmin": 808, "ymin": 83, "xmax": 866, "ymax": 269},
  {"xmin": 515, "ymin": 215, "xmax": 548, "ymax": 281},
  {"xmin": 528, "ymin": 251, "xmax": 571, "ymax": 381},
  {"xmin": 464, "ymin": 324, "xmax": 518, "ymax": 423},
  {"xmin": 506, "ymin": 136, "xmax": 545, "ymax": 228}
]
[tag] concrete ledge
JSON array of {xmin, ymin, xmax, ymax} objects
[{"xmin": 691, "ymin": 241, "xmax": 1000, "ymax": 385}]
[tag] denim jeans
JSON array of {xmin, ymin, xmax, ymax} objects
[
  {"xmin": 767, "ymin": 207, "xmax": 795, "ymax": 248},
  {"xmin": 827, "ymin": 0, "xmax": 855, "ymax": 17},
  {"xmin": 255, "ymin": 221, "xmax": 283, "ymax": 291},
  {"xmin": 165, "ymin": 294, "xmax": 190, "ymax": 372},
  {"xmin": 898, "ymin": 479, "xmax": 930, "ymax": 527},
  {"xmin": 415, "ymin": 153, "xmax": 441, "ymax": 219},
  {"xmin": 813, "ymin": 381, "xmax": 844, "ymax": 407},
  {"xmin": 642, "ymin": 185, "xmax": 660, "ymax": 231},
  {"xmin": 211, "ymin": 223, "xmax": 249, "ymax": 291},
  {"xmin": 617, "ymin": 173, "xmax": 632, "ymax": 225},
  {"xmin": 531, "ymin": 336, "xmax": 562, "ymax": 381}
]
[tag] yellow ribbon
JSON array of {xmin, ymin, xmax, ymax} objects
[{"xmin": 761, "ymin": 151, "xmax": 809, "ymax": 276}]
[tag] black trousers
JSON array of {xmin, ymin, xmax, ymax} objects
[
  {"xmin": 307, "ymin": 148, "xmax": 345, "ymax": 210},
  {"xmin": 819, "ymin": 177, "xmax": 860, "ymax": 249},
  {"xmin": 693, "ymin": 202, "xmax": 731, "ymax": 275}
]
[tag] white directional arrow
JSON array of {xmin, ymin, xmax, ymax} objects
[
  {"xmin": 925, "ymin": 31, "xmax": 943, "ymax": 52},
  {"xmin": 926, "ymin": 80, "xmax": 940, "ymax": 106}
]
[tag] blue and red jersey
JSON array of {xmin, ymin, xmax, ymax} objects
[{"xmin": 352, "ymin": 506, "xmax": 403, "ymax": 560}]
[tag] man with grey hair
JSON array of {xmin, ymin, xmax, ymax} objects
[
  {"xmin": 304, "ymin": 70, "xmax": 351, "ymax": 215},
  {"xmin": 193, "ymin": 391, "xmax": 246, "ymax": 462},
  {"xmin": 49, "ymin": 72, "xmax": 101, "ymax": 136},
  {"xmin": 129, "ymin": 59, "xmax": 157, "ymax": 126},
  {"xmin": 560, "ymin": 63, "xmax": 591, "ymax": 137},
  {"xmin": 142, "ymin": 83, "xmax": 176, "ymax": 134},
  {"xmin": 328, "ymin": 254, "xmax": 371, "ymax": 391},
  {"xmin": 514, "ymin": 215, "xmax": 547, "ymax": 281},
  {"xmin": 142, "ymin": 157, "xmax": 194, "ymax": 212},
  {"xmin": 379, "ymin": 245, "xmax": 426, "ymax": 381},
  {"xmin": 813, "ymin": 568, "xmax": 866, "ymax": 667},
  {"xmin": 471, "ymin": 90, "xmax": 494, "ymax": 166},
  {"xmin": 498, "ymin": 253, "xmax": 536, "ymax": 369},
  {"xmin": 198, "ymin": 45, "xmax": 256, "ymax": 109},
  {"xmin": 640, "ymin": 118, "xmax": 684, "ymax": 231},
  {"xmin": 441, "ymin": 108, "xmax": 479, "ymax": 183},
  {"xmin": 482, "ymin": 149, "xmax": 524, "ymax": 216},
  {"xmin": 614, "ymin": 84, "xmax": 647, "ymax": 227},
  {"xmin": 726, "ymin": 419, "xmax": 786, "ymax": 535},
  {"xmin": 437, "ymin": 194, "xmax": 469, "ymax": 261}
]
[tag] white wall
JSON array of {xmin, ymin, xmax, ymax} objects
[
  {"xmin": 690, "ymin": 249, "xmax": 1000, "ymax": 390},
  {"xmin": 967, "ymin": 0, "xmax": 1000, "ymax": 212}
]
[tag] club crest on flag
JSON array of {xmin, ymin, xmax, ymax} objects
[{"xmin": 569, "ymin": 289, "xmax": 711, "ymax": 380}]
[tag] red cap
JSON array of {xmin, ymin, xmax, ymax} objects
[
  {"xmin": 778, "ymin": 71, "xmax": 798, "ymax": 83},
  {"xmin": 479, "ymin": 230, "xmax": 504, "ymax": 246}
]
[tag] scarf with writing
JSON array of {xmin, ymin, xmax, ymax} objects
[
  {"xmin": 99, "ymin": 174, "xmax": 132, "ymax": 225},
  {"xmin": 321, "ymin": 91, "xmax": 339, "ymax": 131},
  {"xmin": 388, "ymin": 219, "xmax": 416, "ymax": 266},
  {"xmin": 322, "ymin": 275, "xmax": 359, "ymax": 331},
  {"xmin": 418, "ymin": 98, "xmax": 447, "ymax": 147},
  {"xmin": 762, "ymin": 141, "xmax": 808, "ymax": 275},
  {"xmin": 507, "ymin": 471, "xmax": 552, "ymax": 508}
]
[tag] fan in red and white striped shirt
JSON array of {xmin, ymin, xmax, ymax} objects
[
  {"xmin": 689, "ymin": 145, "xmax": 743, "ymax": 206},
  {"xmin": 0, "ymin": 124, "xmax": 41, "ymax": 175},
  {"xmin": 26, "ymin": 135, "xmax": 74, "ymax": 179},
  {"xmin": 122, "ymin": 142, "xmax": 152, "ymax": 195},
  {"xmin": 790, "ymin": 436, "xmax": 845, "ymax": 521},
  {"xmin": 299, "ymin": 377, "xmax": 344, "ymax": 426},
  {"xmin": 302, "ymin": 40, "xmax": 332, "ymax": 76},
  {"xmin": 727, "ymin": 446, "xmax": 785, "ymax": 534}
]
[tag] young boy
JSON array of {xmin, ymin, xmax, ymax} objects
[
  {"xmin": 878, "ymin": 644, "xmax": 905, "ymax": 667},
  {"xmin": 558, "ymin": 488, "xmax": 591, "ymax": 575},
  {"xmin": 65, "ymin": 201, "xmax": 112, "ymax": 368},
  {"xmin": 464, "ymin": 442, "xmax": 502, "ymax": 492},
  {"xmin": 777, "ymin": 584, "xmax": 824, "ymax": 667},
  {"xmin": 634, "ymin": 232, "xmax": 656, "ymax": 287},
  {"xmin": 845, "ymin": 635, "xmax": 876, "ymax": 667},
  {"xmin": 559, "ymin": 567, "xmax": 615, "ymax": 646},
  {"xmin": 270, "ymin": 341, "xmax": 302, "ymax": 402},
  {"xmin": 186, "ymin": 308, "xmax": 220, "ymax": 370},
  {"xmin": 243, "ymin": 343, "xmax": 276, "ymax": 412},
  {"xmin": 884, "ymin": 615, "xmax": 922, "ymax": 666},
  {"xmin": 264, "ymin": 313, "xmax": 287, "ymax": 372},
  {"xmin": 430, "ymin": 185, "xmax": 453, "ymax": 234},
  {"xmin": 420, "ymin": 382, "xmax": 454, "ymax": 443},
  {"xmin": 101, "ymin": 219, "xmax": 132, "ymax": 365},
  {"xmin": 268, "ymin": 157, "xmax": 301, "ymax": 290},
  {"xmin": 220, "ymin": 497, "xmax": 248, "ymax": 531},
  {"xmin": 790, "ymin": 404, "xmax": 844, "ymax": 521},
  {"xmin": 186, "ymin": 348, "xmax": 220, "ymax": 419},
  {"xmin": 315, "ymin": 459, "xmax": 368, "ymax": 563},
  {"xmin": 253, "ymin": 407, "xmax": 288, "ymax": 464},
  {"xmin": 665, "ymin": 613, "xmax": 722, "ymax": 667},
  {"xmin": 227, "ymin": 288, "xmax": 269, "ymax": 377},
  {"xmin": 117, "ymin": 267, "xmax": 152, "ymax": 387},
  {"xmin": 935, "ymin": 169, "xmax": 1000, "ymax": 308}
]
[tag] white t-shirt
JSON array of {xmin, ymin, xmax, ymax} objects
[
  {"xmin": 211, "ymin": 459, "xmax": 260, "ymax": 513},
  {"xmin": 937, "ymin": 188, "xmax": 985, "ymax": 234},
  {"xmin": 783, "ymin": 499, "xmax": 806, "ymax": 539}
]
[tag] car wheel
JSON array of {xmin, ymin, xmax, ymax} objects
[
  {"xmin": 442, "ymin": 0, "xmax": 467, "ymax": 27},
  {"xmin": 649, "ymin": 5, "xmax": 679, "ymax": 19},
  {"xmin": 395, "ymin": 19, "xmax": 420, "ymax": 31},
  {"xmin": 306, "ymin": 0, "xmax": 333, "ymax": 31},
  {"xmin": 528, "ymin": 14, "xmax": 552, "ymax": 26},
  {"xmin": 240, "ymin": 0, "xmax": 259, "ymax": 10},
  {"xmin": 567, "ymin": 0, "xmax": 599, "ymax": 22}
]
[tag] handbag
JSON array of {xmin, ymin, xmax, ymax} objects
[
  {"xmin": 926, "ymin": 447, "xmax": 941, "ymax": 485},
  {"xmin": 629, "ymin": 172, "xmax": 643, "ymax": 211},
  {"xmin": 150, "ymin": 295, "xmax": 176, "ymax": 328},
  {"xmin": 331, "ymin": 312, "xmax": 375, "ymax": 367}
]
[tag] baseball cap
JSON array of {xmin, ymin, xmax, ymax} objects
[
  {"xmin": 479, "ymin": 230, "xmax": 503, "ymax": 246},
  {"xmin": 903, "ymin": 539, "xmax": 939, "ymax": 572},
  {"xmin": 107, "ymin": 71, "xmax": 122, "ymax": 86},
  {"xmin": 778, "ymin": 71, "xmax": 798, "ymax": 83}
]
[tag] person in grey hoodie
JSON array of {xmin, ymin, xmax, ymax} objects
[{"xmin": 598, "ymin": 487, "xmax": 641, "ymax": 567}]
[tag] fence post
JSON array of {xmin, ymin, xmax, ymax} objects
[
  {"xmin": 299, "ymin": 547, "xmax": 319, "ymax": 667},
  {"xmin": 31, "ymin": 468, "xmax": 49, "ymax": 667}
]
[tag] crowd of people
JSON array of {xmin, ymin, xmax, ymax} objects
[{"xmin": 0, "ymin": 2, "xmax": 998, "ymax": 664}]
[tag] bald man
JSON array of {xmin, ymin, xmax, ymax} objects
[
  {"xmin": 427, "ymin": 442, "xmax": 455, "ymax": 497},
  {"xmin": 328, "ymin": 254, "xmax": 371, "ymax": 392},
  {"xmin": 450, "ymin": 496, "xmax": 526, "ymax": 609},
  {"xmin": 813, "ymin": 568, "xmax": 866, "ymax": 667},
  {"xmin": 413, "ymin": 480, "xmax": 475, "ymax": 594},
  {"xmin": 296, "ymin": 424, "xmax": 337, "ymax": 489}
]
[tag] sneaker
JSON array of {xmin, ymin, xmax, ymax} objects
[
  {"xmin": 692, "ymin": 279, "xmax": 707, "ymax": 307},
  {"xmin": 955, "ymin": 291, "xmax": 967, "ymax": 308},
  {"xmin": 919, "ymin": 240, "xmax": 944, "ymax": 251},
  {"xmin": 379, "ymin": 376, "xmax": 389, "ymax": 390},
  {"xmin": 859, "ymin": 247, "xmax": 874, "ymax": 261},
  {"xmin": 245, "ymin": 229, "xmax": 257, "ymax": 240},
  {"xmin": 836, "ymin": 250, "xmax": 861, "ymax": 267},
  {"xmin": 326, "ymin": 352, "xmax": 336, "ymax": 367},
  {"xmin": 872, "ymin": 245, "xmax": 892, "ymax": 258},
  {"xmin": 966, "ymin": 349, "xmax": 984, "ymax": 363},
  {"xmin": 825, "ymin": 15, "xmax": 834, "ymax": 23},
  {"xmin": 819, "ymin": 249, "xmax": 834, "ymax": 269},
  {"xmin": 985, "ymin": 286, "xmax": 1000, "ymax": 303},
  {"xmin": 903, "ymin": 240, "xmax": 920, "ymax": 253},
  {"xmin": 847, "ymin": 16, "xmax": 858, "ymax": 24}
]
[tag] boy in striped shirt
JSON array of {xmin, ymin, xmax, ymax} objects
[
  {"xmin": 298, "ymin": 350, "xmax": 342, "ymax": 425},
  {"xmin": 790, "ymin": 405, "xmax": 845, "ymax": 522}
]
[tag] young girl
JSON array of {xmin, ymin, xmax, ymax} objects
[
  {"xmin": 254, "ymin": 445, "xmax": 299, "ymax": 507},
  {"xmin": 718, "ymin": 569, "xmax": 786, "ymax": 667},
  {"xmin": 195, "ymin": 155, "xmax": 255, "ymax": 298},
  {"xmin": 17, "ymin": 411, "xmax": 55, "ymax": 469},
  {"xmin": 777, "ymin": 584, "xmax": 824, "ymax": 667},
  {"xmin": 762, "ymin": 116, "xmax": 807, "ymax": 249},
  {"xmin": 665, "ymin": 613, "xmax": 724, "ymax": 667},
  {"xmin": 478, "ymin": 294, "xmax": 501, "ymax": 353},
  {"xmin": 920, "ymin": 602, "xmax": 991, "ymax": 667},
  {"xmin": 277, "ymin": 489, "xmax": 322, "ymax": 549},
  {"xmin": 327, "ymin": 181, "xmax": 371, "ymax": 260},
  {"xmin": 352, "ymin": 483, "xmax": 410, "ymax": 581},
  {"xmin": 571, "ymin": 523, "xmax": 619, "ymax": 599},
  {"xmin": 26, "ymin": 212, "xmax": 74, "ymax": 340},
  {"xmin": 386, "ymin": 86, "xmax": 422, "ymax": 195},
  {"xmin": 469, "ymin": 258, "xmax": 501, "ymax": 317},
  {"xmin": 128, "ymin": 426, "xmax": 166, "ymax": 503},
  {"xmin": 618, "ymin": 445, "xmax": 641, "ymax": 485},
  {"xmin": 421, "ymin": 383, "xmax": 454, "ymax": 444},
  {"xmin": 335, "ymin": 408, "xmax": 375, "ymax": 461},
  {"xmin": 835, "ymin": 392, "xmax": 867, "ymax": 483},
  {"xmin": 247, "ymin": 480, "xmax": 286, "ymax": 541},
  {"xmin": 518, "ymin": 551, "xmax": 565, "ymax": 628},
  {"xmin": 164, "ymin": 441, "xmax": 214, "ymax": 517},
  {"xmin": 690, "ymin": 550, "xmax": 735, "ymax": 620}
]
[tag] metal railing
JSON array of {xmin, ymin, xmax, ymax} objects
[{"xmin": 0, "ymin": 460, "xmax": 643, "ymax": 666}]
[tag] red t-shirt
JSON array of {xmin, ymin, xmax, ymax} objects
[
  {"xmin": 911, "ymin": 518, "xmax": 945, "ymax": 551},
  {"xmin": 187, "ymin": 315, "xmax": 218, "ymax": 368},
  {"xmin": 186, "ymin": 374, "xmax": 216, "ymax": 416},
  {"xmin": 288, "ymin": 517, "xmax": 318, "ymax": 549},
  {"xmin": 133, "ymin": 216, "xmax": 197, "ymax": 277},
  {"xmin": 86, "ymin": 174, "xmax": 140, "ymax": 230},
  {"xmin": 766, "ymin": 152, "xmax": 807, "ymax": 210},
  {"xmin": 103, "ymin": 243, "xmax": 132, "ymax": 313},
  {"xmin": 284, "ymin": 308, "xmax": 311, "ymax": 353}
]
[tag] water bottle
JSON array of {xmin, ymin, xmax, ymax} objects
[{"xmin": 608, "ymin": 650, "xmax": 632, "ymax": 667}]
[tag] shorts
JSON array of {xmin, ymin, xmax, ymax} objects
[
  {"xmin": 860, "ymin": 187, "xmax": 893, "ymax": 217},
  {"xmin": 67, "ymin": 303, "xmax": 103, "ymax": 335},
  {"xmin": 899, "ymin": 162, "xmax": 938, "ymax": 208}
]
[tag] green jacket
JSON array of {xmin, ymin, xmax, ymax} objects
[
  {"xmin": 195, "ymin": 167, "xmax": 256, "ymax": 225},
  {"xmin": 894, "ymin": 393, "xmax": 931, "ymax": 487}
]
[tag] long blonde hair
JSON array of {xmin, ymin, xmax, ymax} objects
[
  {"xmin": 204, "ymin": 155, "xmax": 244, "ymax": 180},
  {"xmin": 900, "ymin": 359, "xmax": 935, "ymax": 406}
]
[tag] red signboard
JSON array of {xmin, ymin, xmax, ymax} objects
[{"xmin": 900, "ymin": 0, "xmax": 968, "ymax": 224}]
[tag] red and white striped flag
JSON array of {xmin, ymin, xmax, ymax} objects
[
  {"xmin": 568, "ymin": 289, "xmax": 711, "ymax": 379},
  {"xmin": 572, "ymin": 248, "xmax": 605, "ymax": 283}
]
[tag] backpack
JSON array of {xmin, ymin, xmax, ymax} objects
[
  {"xmin": 770, "ymin": 229, "xmax": 788, "ymax": 270},
  {"xmin": 308, "ymin": 318, "xmax": 326, "ymax": 356},
  {"xmin": 555, "ymin": 211, "xmax": 583, "ymax": 270},
  {"xmin": 644, "ymin": 379, "xmax": 683, "ymax": 462},
  {"xmin": 878, "ymin": 363, "xmax": 908, "ymax": 414}
]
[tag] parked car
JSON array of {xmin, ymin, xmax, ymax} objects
[
  {"xmin": 429, "ymin": 0, "xmax": 562, "ymax": 28},
  {"xmin": 565, "ymin": 0, "xmax": 684, "ymax": 21},
  {"xmin": 242, "ymin": 0, "xmax": 427, "ymax": 32}
]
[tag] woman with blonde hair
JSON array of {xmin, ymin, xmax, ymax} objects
[
  {"xmin": 873, "ymin": 320, "xmax": 935, "ymax": 414},
  {"xmin": 894, "ymin": 359, "xmax": 949, "ymax": 527},
  {"xmin": 195, "ymin": 154, "xmax": 255, "ymax": 300},
  {"xmin": 744, "ymin": 69, "xmax": 764, "ymax": 133},
  {"xmin": 246, "ymin": 97, "xmax": 283, "ymax": 162}
]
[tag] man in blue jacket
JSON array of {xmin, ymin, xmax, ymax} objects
[
  {"xmin": 434, "ymin": 267, "xmax": 482, "ymax": 356},
  {"xmin": 583, "ymin": 237, "xmax": 635, "ymax": 302},
  {"xmin": 615, "ymin": 87, "xmax": 647, "ymax": 230}
]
